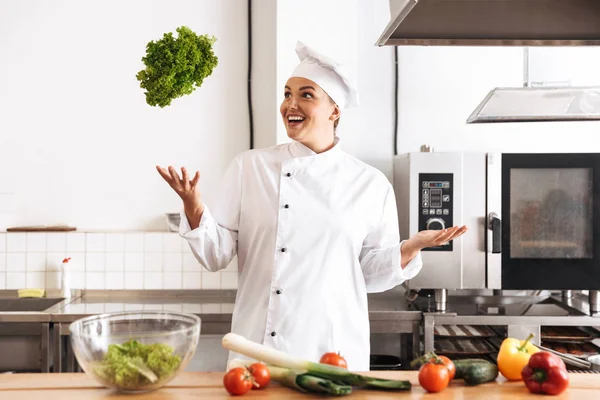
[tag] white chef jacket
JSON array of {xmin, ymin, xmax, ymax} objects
[{"xmin": 179, "ymin": 137, "xmax": 422, "ymax": 371}]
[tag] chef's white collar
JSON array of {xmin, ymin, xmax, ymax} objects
[{"xmin": 289, "ymin": 136, "xmax": 341, "ymax": 160}]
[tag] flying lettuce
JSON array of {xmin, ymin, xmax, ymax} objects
[{"xmin": 136, "ymin": 26, "xmax": 218, "ymax": 107}]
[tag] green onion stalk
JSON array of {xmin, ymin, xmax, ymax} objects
[{"xmin": 222, "ymin": 333, "xmax": 411, "ymax": 392}]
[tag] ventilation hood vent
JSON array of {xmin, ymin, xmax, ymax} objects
[
  {"xmin": 467, "ymin": 86, "xmax": 600, "ymax": 123},
  {"xmin": 377, "ymin": 0, "xmax": 600, "ymax": 47},
  {"xmin": 467, "ymin": 47, "xmax": 600, "ymax": 123}
]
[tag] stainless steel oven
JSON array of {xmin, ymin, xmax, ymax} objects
[{"xmin": 393, "ymin": 150, "xmax": 600, "ymax": 296}]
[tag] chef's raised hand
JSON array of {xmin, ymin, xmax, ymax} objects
[
  {"xmin": 156, "ymin": 165, "xmax": 205, "ymax": 228},
  {"xmin": 410, "ymin": 225, "xmax": 468, "ymax": 250}
]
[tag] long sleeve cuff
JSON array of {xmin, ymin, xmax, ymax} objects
[
  {"xmin": 362, "ymin": 242, "xmax": 417, "ymax": 293},
  {"xmin": 179, "ymin": 206, "xmax": 211, "ymax": 238},
  {"xmin": 399, "ymin": 240, "xmax": 423, "ymax": 280}
]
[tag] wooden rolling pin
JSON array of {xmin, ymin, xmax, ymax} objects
[{"xmin": 6, "ymin": 225, "xmax": 76, "ymax": 232}]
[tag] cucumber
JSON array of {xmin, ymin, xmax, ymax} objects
[
  {"xmin": 454, "ymin": 359, "xmax": 498, "ymax": 385},
  {"xmin": 453, "ymin": 359, "xmax": 492, "ymax": 379}
]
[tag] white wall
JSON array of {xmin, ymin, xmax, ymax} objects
[
  {"xmin": 0, "ymin": 0, "xmax": 400, "ymax": 231},
  {"xmin": 4, "ymin": 0, "xmax": 599, "ymax": 233},
  {"xmin": 346, "ymin": 0, "xmax": 396, "ymax": 177},
  {"xmin": 276, "ymin": 0, "xmax": 360, "ymax": 145},
  {"xmin": 275, "ymin": 0, "xmax": 398, "ymax": 179},
  {"xmin": 251, "ymin": 0, "xmax": 278, "ymax": 150},
  {"xmin": 0, "ymin": 0, "xmax": 403, "ymax": 290},
  {"xmin": 0, "ymin": 0, "xmax": 248, "ymax": 230},
  {"xmin": 396, "ymin": 46, "xmax": 600, "ymax": 154}
]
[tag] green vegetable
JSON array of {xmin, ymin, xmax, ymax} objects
[
  {"xmin": 269, "ymin": 366, "xmax": 352, "ymax": 396},
  {"xmin": 92, "ymin": 339, "xmax": 181, "ymax": 390},
  {"xmin": 136, "ymin": 26, "xmax": 218, "ymax": 108},
  {"xmin": 459, "ymin": 361, "xmax": 498, "ymax": 386},
  {"xmin": 453, "ymin": 358, "xmax": 495, "ymax": 380},
  {"xmin": 222, "ymin": 333, "xmax": 411, "ymax": 392}
]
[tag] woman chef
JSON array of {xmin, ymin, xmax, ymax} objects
[{"xmin": 157, "ymin": 41, "xmax": 467, "ymax": 371}]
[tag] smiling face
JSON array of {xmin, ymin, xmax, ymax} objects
[{"xmin": 280, "ymin": 77, "xmax": 340, "ymax": 152}]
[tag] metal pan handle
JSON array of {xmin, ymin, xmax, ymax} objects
[{"xmin": 533, "ymin": 343, "xmax": 592, "ymax": 370}]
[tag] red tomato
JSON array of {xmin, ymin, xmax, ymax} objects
[
  {"xmin": 431, "ymin": 355, "xmax": 455, "ymax": 380},
  {"xmin": 320, "ymin": 352, "xmax": 348, "ymax": 369},
  {"xmin": 248, "ymin": 363, "xmax": 271, "ymax": 389},
  {"xmin": 223, "ymin": 367, "xmax": 253, "ymax": 395},
  {"xmin": 418, "ymin": 362, "xmax": 450, "ymax": 393}
]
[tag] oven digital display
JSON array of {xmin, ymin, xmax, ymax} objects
[
  {"xmin": 430, "ymin": 189, "xmax": 442, "ymax": 208},
  {"xmin": 419, "ymin": 173, "xmax": 453, "ymax": 252}
]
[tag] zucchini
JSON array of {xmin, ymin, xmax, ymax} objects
[
  {"xmin": 454, "ymin": 359, "xmax": 498, "ymax": 385},
  {"xmin": 453, "ymin": 358, "xmax": 492, "ymax": 379}
]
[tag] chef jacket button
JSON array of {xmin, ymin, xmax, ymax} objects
[
  {"xmin": 286, "ymin": 172, "xmax": 292, "ymax": 177},
  {"xmin": 284, "ymin": 204, "xmax": 289, "ymax": 209},
  {"xmin": 281, "ymin": 247, "xmax": 287, "ymax": 253},
  {"xmin": 271, "ymin": 331, "xmax": 277, "ymax": 337},
  {"xmin": 276, "ymin": 289, "xmax": 282, "ymax": 295}
]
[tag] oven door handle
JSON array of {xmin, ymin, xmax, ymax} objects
[{"xmin": 489, "ymin": 212, "xmax": 502, "ymax": 253}]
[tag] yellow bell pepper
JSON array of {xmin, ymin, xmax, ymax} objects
[{"xmin": 497, "ymin": 333, "xmax": 540, "ymax": 381}]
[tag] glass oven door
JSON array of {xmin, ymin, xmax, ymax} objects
[{"xmin": 501, "ymin": 153, "xmax": 600, "ymax": 290}]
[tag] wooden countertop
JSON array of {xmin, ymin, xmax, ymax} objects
[{"xmin": 1, "ymin": 371, "xmax": 599, "ymax": 399}]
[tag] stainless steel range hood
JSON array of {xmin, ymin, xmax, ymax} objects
[
  {"xmin": 466, "ymin": 46, "xmax": 600, "ymax": 123},
  {"xmin": 377, "ymin": 0, "xmax": 600, "ymax": 47},
  {"xmin": 467, "ymin": 86, "xmax": 600, "ymax": 123},
  {"xmin": 377, "ymin": 0, "xmax": 600, "ymax": 122}
]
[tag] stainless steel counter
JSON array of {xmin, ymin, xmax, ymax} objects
[
  {"xmin": 7, "ymin": 288, "xmax": 600, "ymax": 373},
  {"xmin": 45, "ymin": 289, "xmax": 421, "ymax": 329},
  {"xmin": 50, "ymin": 290, "xmax": 237, "ymax": 326},
  {"xmin": 0, "ymin": 289, "xmax": 421, "ymax": 372},
  {"xmin": 35, "ymin": 289, "xmax": 420, "ymax": 373},
  {"xmin": 0, "ymin": 289, "xmax": 421, "ymax": 321}
]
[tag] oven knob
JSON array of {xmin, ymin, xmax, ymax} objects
[{"xmin": 426, "ymin": 218, "xmax": 446, "ymax": 231}]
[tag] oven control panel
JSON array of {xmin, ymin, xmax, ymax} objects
[{"xmin": 418, "ymin": 173, "xmax": 453, "ymax": 251}]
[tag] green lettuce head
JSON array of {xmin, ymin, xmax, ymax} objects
[
  {"xmin": 136, "ymin": 26, "xmax": 218, "ymax": 107},
  {"xmin": 93, "ymin": 339, "xmax": 182, "ymax": 390}
]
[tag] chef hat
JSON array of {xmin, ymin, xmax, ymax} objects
[{"xmin": 290, "ymin": 41, "xmax": 359, "ymax": 110}]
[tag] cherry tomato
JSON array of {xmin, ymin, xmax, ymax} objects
[
  {"xmin": 223, "ymin": 367, "xmax": 253, "ymax": 395},
  {"xmin": 248, "ymin": 362, "xmax": 271, "ymax": 389},
  {"xmin": 320, "ymin": 352, "xmax": 348, "ymax": 369},
  {"xmin": 418, "ymin": 361, "xmax": 450, "ymax": 393},
  {"xmin": 430, "ymin": 355, "xmax": 455, "ymax": 380}
]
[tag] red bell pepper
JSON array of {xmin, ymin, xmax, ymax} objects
[{"xmin": 521, "ymin": 351, "xmax": 569, "ymax": 395}]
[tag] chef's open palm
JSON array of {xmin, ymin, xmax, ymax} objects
[
  {"xmin": 156, "ymin": 166, "xmax": 202, "ymax": 208},
  {"xmin": 411, "ymin": 225, "xmax": 468, "ymax": 250}
]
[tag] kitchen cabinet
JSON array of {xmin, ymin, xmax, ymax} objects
[
  {"xmin": 0, "ymin": 297, "xmax": 60, "ymax": 373},
  {"xmin": 185, "ymin": 334, "xmax": 229, "ymax": 372},
  {"xmin": 0, "ymin": 322, "xmax": 51, "ymax": 373}
]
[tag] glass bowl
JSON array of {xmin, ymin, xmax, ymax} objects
[{"xmin": 69, "ymin": 311, "xmax": 201, "ymax": 392}]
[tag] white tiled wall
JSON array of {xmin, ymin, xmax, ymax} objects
[
  {"xmin": 60, "ymin": 302, "xmax": 236, "ymax": 315},
  {"xmin": 0, "ymin": 232, "xmax": 238, "ymax": 290}
]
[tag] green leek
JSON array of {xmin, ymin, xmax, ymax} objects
[
  {"xmin": 269, "ymin": 366, "xmax": 352, "ymax": 396},
  {"xmin": 221, "ymin": 333, "xmax": 411, "ymax": 391}
]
